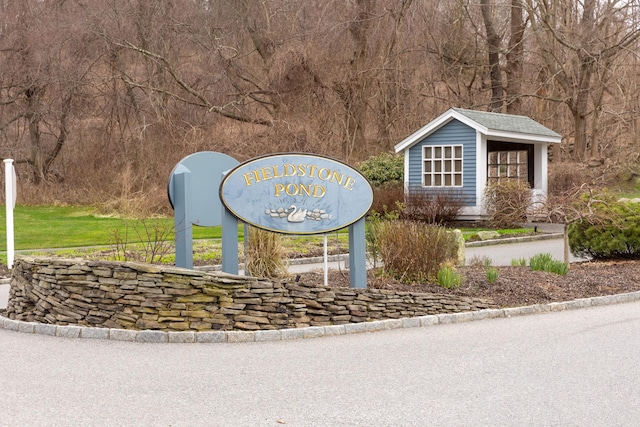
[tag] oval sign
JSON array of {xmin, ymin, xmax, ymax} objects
[{"xmin": 220, "ymin": 153, "xmax": 373, "ymax": 234}]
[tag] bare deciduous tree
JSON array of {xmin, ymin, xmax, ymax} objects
[{"xmin": 526, "ymin": 0, "xmax": 640, "ymax": 161}]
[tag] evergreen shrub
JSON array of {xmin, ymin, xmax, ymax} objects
[
  {"xmin": 568, "ymin": 198, "xmax": 640, "ymax": 259},
  {"xmin": 358, "ymin": 152, "xmax": 404, "ymax": 187}
]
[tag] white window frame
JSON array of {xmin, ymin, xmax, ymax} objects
[{"xmin": 422, "ymin": 144, "xmax": 463, "ymax": 187}]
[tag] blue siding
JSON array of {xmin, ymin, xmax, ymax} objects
[{"xmin": 407, "ymin": 119, "xmax": 477, "ymax": 206}]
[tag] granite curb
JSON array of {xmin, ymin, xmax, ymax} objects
[
  {"xmin": 2, "ymin": 290, "xmax": 639, "ymax": 344},
  {"xmin": 465, "ymin": 232, "xmax": 564, "ymax": 247}
]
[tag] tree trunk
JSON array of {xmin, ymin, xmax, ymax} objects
[
  {"xmin": 481, "ymin": 0, "xmax": 503, "ymax": 112},
  {"xmin": 25, "ymin": 87, "xmax": 45, "ymax": 184},
  {"xmin": 505, "ymin": 0, "xmax": 525, "ymax": 113},
  {"xmin": 563, "ymin": 223, "xmax": 570, "ymax": 268}
]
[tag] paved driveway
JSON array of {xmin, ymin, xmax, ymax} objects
[{"xmin": 2, "ymin": 300, "xmax": 640, "ymax": 426}]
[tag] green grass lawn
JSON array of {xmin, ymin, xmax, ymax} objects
[
  {"xmin": 0, "ymin": 205, "xmax": 227, "ymax": 251},
  {"xmin": 0, "ymin": 205, "xmax": 533, "ymax": 250},
  {"xmin": 0, "ymin": 205, "xmax": 530, "ymax": 266}
]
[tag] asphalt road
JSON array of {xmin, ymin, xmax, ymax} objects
[
  {"xmin": 1, "ymin": 300, "xmax": 640, "ymax": 426},
  {"xmin": 465, "ymin": 236, "xmax": 588, "ymax": 266}
]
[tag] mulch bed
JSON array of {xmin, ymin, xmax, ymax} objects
[
  {"xmin": 3, "ymin": 256, "xmax": 640, "ymax": 310},
  {"xmin": 296, "ymin": 259, "xmax": 640, "ymax": 308}
]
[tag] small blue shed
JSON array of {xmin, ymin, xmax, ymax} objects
[{"xmin": 394, "ymin": 108, "xmax": 562, "ymax": 219}]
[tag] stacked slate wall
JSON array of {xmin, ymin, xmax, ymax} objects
[{"xmin": 5, "ymin": 256, "xmax": 496, "ymax": 331}]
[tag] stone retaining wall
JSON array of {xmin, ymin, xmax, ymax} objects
[{"xmin": 5, "ymin": 256, "xmax": 497, "ymax": 331}]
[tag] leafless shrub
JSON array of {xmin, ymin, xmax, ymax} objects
[
  {"xmin": 377, "ymin": 220, "xmax": 458, "ymax": 283},
  {"xmin": 548, "ymin": 162, "xmax": 585, "ymax": 197},
  {"xmin": 400, "ymin": 186, "xmax": 465, "ymax": 224},
  {"xmin": 110, "ymin": 218, "xmax": 173, "ymax": 264},
  {"xmin": 484, "ymin": 180, "xmax": 531, "ymax": 228},
  {"xmin": 371, "ymin": 183, "xmax": 404, "ymax": 216}
]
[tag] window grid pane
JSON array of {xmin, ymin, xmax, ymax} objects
[
  {"xmin": 423, "ymin": 145, "xmax": 463, "ymax": 187},
  {"xmin": 487, "ymin": 149, "xmax": 528, "ymax": 184}
]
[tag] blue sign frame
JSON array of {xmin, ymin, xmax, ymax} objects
[{"xmin": 219, "ymin": 153, "xmax": 373, "ymax": 235}]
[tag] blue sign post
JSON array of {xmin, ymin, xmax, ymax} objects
[
  {"xmin": 168, "ymin": 152, "xmax": 239, "ymax": 268},
  {"xmin": 169, "ymin": 151, "xmax": 373, "ymax": 288},
  {"xmin": 219, "ymin": 153, "xmax": 373, "ymax": 288}
]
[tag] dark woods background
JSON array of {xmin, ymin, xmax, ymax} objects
[{"xmin": 1, "ymin": 0, "xmax": 639, "ymax": 213}]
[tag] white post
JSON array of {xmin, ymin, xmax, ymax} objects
[
  {"xmin": 323, "ymin": 234, "xmax": 328, "ymax": 286},
  {"xmin": 4, "ymin": 159, "xmax": 16, "ymax": 269}
]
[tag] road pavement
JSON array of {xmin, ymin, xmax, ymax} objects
[
  {"xmin": 465, "ymin": 235, "xmax": 587, "ymax": 266},
  {"xmin": 1, "ymin": 300, "xmax": 639, "ymax": 426},
  {"xmin": 1, "ymin": 236, "xmax": 638, "ymax": 426}
]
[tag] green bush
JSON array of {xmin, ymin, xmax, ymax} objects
[
  {"xmin": 484, "ymin": 180, "xmax": 531, "ymax": 228},
  {"xmin": 376, "ymin": 220, "xmax": 459, "ymax": 283},
  {"xmin": 568, "ymin": 198, "xmax": 640, "ymax": 259},
  {"xmin": 529, "ymin": 253, "xmax": 568, "ymax": 275},
  {"xmin": 358, "ymin": 152, "xmax": 404, "ymax": 187}
]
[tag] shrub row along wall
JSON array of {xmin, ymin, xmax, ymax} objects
[{"xmin": 5, "ymin": 256, "xmax": 497, "ymax": 331}]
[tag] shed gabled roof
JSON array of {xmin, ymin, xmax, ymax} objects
[{"xmin": 394, "ymin": 107, "xmax": 562, "ymax": 153}]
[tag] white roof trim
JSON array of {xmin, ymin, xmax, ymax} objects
[{"xmin": 394, "ymin": 108, "xmax": 562, "ymax": 153}]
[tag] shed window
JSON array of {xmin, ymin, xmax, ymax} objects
[
  {"xmin": 422, "ymin": 145, "xmax": 463, "ymax": 187},
  {"xmin": 487, "ymin": 150, "xmax": 528, "ymax": 184}
]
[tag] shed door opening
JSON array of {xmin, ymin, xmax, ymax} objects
[{"xmin": 487, "ymin": 141, "xmax": 534, "ymax": 188}]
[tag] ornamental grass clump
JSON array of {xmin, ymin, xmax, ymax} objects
[
  {"xmin": 245, "ymin": 226, "xmax": 289, "ymax": 278},
  {"xmin": 376, "ymin": 220, "xmax": 458, "ymax": 283},
  {"xmin": 485, "ymin": 266, "xmax": 499, "ymax": 284},
  {"xmin": 529, "ymin": 253, "xmax": 568, "ymax": 275},
  {"xmin": 437, "ymin": 263, "xmax": 463, "ymax": 288}
]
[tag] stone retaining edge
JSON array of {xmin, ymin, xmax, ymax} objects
[
  {"xmin": 2, "ymin": 290, "xmax": 640, "ymax": 343},
  {"xmin": 465, "ymin": 232, "xmax": 564, "ymax": 247}
]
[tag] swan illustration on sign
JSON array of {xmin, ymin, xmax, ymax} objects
[{"xmin": 265, "ymin": 205, "xmax": 332, "ymax": 223}]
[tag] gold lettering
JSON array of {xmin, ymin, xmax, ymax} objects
[
  {"xmin": 318, "ymin": 167, "xmax": 331, "ymax": 180},
  {"xmin": 286, "ymin": 183, "xmax": 298, "ymax": 196},
  {"xmin": 273, "ymin": 183, "xmax": 326, "ymax": 198},
  {"xmin": 297, "ymin": 164, "xmax": 307, "ymax": 177},
  {"xmin": 313, "ymin": 185, "xmax": 326, "ymax": 197},
  {"xmin": 330, "ymin": 170, "xmax": 345, "ymax": 185},
  {"xmin": 284, "ymin": 164, "xmax": 297, "ymax": 176},
  {"xmin": 243, "ymin": 172, "xmax": 255, "ymax": 186},
  {"xmin": 252, "ymin": 170, "xmax": 261, "ymax": 183},
  {"xmin": 308, "ymin": 165, "xmax": 318, "ymax": 178},
  {"xmin": 273, "ymin": 165, "xmax": 284, "ymax": 178},
  {"xmin": 344, "ymin": 177, "xmax": 356, "ymax": 190},
  {"xmin": 260, "ymin": 167, "xmax": 273, "ymax": 181},
  {"xmin": 299, "ymin": 183, "xmax": 312, "ymax": 197}
]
